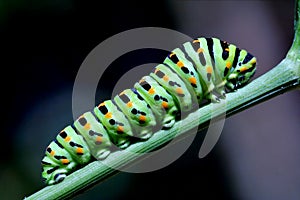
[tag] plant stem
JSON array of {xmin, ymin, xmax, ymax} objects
[{"xmin": 25, "ymin": 1, "xmax": 300, "ymax": 199}]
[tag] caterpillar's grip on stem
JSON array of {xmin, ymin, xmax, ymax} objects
[{"xmin": 41, "ymin": 37, "xmax": 256, "ymax": 185}]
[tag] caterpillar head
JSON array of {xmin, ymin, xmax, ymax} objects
[{"xmin": 226, "ymin": 50, "xmax": 256, "ymax": 91}]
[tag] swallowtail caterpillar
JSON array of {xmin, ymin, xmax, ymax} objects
[{"xmin": 42, "ymin": 37, "xmax": 256, "ymax": 185}]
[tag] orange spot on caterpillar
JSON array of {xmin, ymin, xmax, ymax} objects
[
  {"xmin": 127, "ymin": 101, "xmax": 133, "ymax": 107},
  {"xmin": 193, "ymin": 39, "xmax": 200, "ymax": 43},
  {"xmin": 65, "ymin": 136, "xmax": 71, "ymax": 142},
  {"xmin": 50, "ymin": 150, "xmax": 55, "ymax": 156},
  {"xmin": 189, "ymin": 77, "xmax": 197, "ymax": 84},
  {"xmin": 197, "ymin": 48, "xmax": 204, "ymax": 53},
  {"xmin": 76, "ymin": 147, "xmax": 84, "ymax": 154},
  {"xmin": 61, "ymin": 159, "xmax": 69, "ymax": 164},
  {"xmin": 117, "ymin": 126, "xmax": 124, "ymax": 132},
  {"xmin": 161, "ymin": 101, "xmax": 168, "ymax": 109},
  {"xmin": 148, "ymin": 87, "xmax": 155, "ymax": 95},
  {"xmin": 84, "ymin": 123, "xmax": 91, "ymax": 130},
  {"xmin": 226, "ymin": 62, "xmax": 231, "ymax": 68},
  {"xmin": 139, "ymin": 115, "xmax": 146, "ymax": 122},
  {"xmin": 177, "ymin": 61, "xmax": 184, "ymax": 67},
  {"xmin": 240, "ymin": 66, "xmax": 247, "ymax": 72},
  {"xmin": 96, "ymin": 136, "xmax": 102, "ymax": 143},
  {"xmin": 105, "ymin": 112, "xmax": 112, "ymax": 119},
  {"xmin": 206, "ymin": 66, "xmax": 213, "ymax": 74},
  {"xmin": 163, "ymin": 75, "xmax": 169, "ymax": 81},
  {"xmin": 251, "ymin": 59, "xmax": 256, "ymax": 64},
  {"xmin": 175, "ymin": 87, "xmax": 184, "ymax": 95}
]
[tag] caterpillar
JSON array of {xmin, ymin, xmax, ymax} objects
[{"xmin": 41, "ymin": 37, "xmax": 256, "ymax": 185}]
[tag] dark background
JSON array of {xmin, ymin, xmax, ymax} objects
[{"xmin": 1, "ymin": 0, "xmax": 299, "ymax": 199}]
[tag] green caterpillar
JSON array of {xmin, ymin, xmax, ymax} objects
[{"xmin": 41, "ymin": 37, "xmax": 256, "ymax": 185}]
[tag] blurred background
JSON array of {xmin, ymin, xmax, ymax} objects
[{"xmin": 1, "ymin": 0, "xmax": 299, "ymax": 199}]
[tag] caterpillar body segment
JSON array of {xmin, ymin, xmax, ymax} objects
[
  {"xmin": 93, "ymin": 100, "xmax": 133, "ymax": 149},
  {"xmin": 134, "ymin": 75, "xmax": 179, "ymax": 128},
  {"xmin": 74, "ymin": 112, "xmax": 112, "ymax": 160},
  {"xmin": 114, "ymin": 88, "xmax": 156, "ymax": 139}
]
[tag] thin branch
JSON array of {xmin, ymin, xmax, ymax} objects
[{"xmin": 25, "ymin": 1, "xmax": 300, "ymax": 199}]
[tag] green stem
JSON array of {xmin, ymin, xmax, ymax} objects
[{"xmin": 25, "ymin": 1, "xmax": 300, "ymax": 199}]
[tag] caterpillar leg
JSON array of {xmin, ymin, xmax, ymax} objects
[{"xmin": 162, "ymin": 119, "xmax": 176, "ymax": 129}]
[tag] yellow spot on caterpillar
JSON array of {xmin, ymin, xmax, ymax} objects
[
  {"xmin": 250, "ymin": 59, "xmax": 256, "ymax": 64},
  {"xmin": 240, "ymin": 66, "xmax": 247, "ymax": 72},
  {"xmin": 177, "ymin": 61, "xmax": 184, "ymax": 67},
  {"xmin": 119, "ymin": 91, "xmax": 125, "ymax": 96},
  {"xmin": 65, "ymin": 136, "xmax": 71, "ymax": 142},
  {"xmin": 117, "ymin": 126, "xmax": 124, "ymax": 132},
  {"xmin": 193, "ymin": 39, "xmax": 199, "ymax": 43},
  {"xmin": 161, "ymin": 101, "xmax": 168, "ymax": 109},
  {"xmin": 226, "ymin": 62, "xmax": 231, "ymax": 68},
  {"xmin": 148, "ymin": 87, "xmax": 155, "ymax": 95},
  {"xmin": 139, "ymin": 78, "xmax": 145, "ymax": 83},
  {"xmin": 169, "ymin": 52, "xmax": 175, "ymax": 57},
  {"xmin": 61, "ymin": 159, "xmax": 69, "ymax": 164},
  {"xmin": 197, "ymin": 48, "xmax": 204, "ymax": 53},
  {"xmin": 163, "ymin": 75, "xmax": 169, "ymax": 81},
  {"xmin": 76, "ymin": 147, "xmax": 84, "ymax": 154},
  {"xmin": 127, "ymin": 101, "xmax": 133, "ymax": 107},
  {"xmin": 189, "ymin": 77, "xmax": 197, "ymax": 84},
  {"xmin": 84, "ymin": 123, "xmax": 90, "ymax": 130},
  {"xmin": 139, "ymin": 115, "xmax": 146, "ymax": 122},
  {"xmin": 50, "ymin": 150, "xmax": 55, "ymax": 156},
  {"xmin": 206, "ymin": 66, "xmax": 213, "ymax": 74},
  {"xmin": 99, "ymin": 102, "xmax": 105, "ymax": 107},
  {"xmin": 175, "ymin": 87, "xmax": 184, "ymax": 95},
  {"xmin": 105, "ymin": 112, "xmax": 112, "ymax": 119},
  {"xmin": 225, "ymin": 48, "xmax": 229, "ymax": 52}
]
